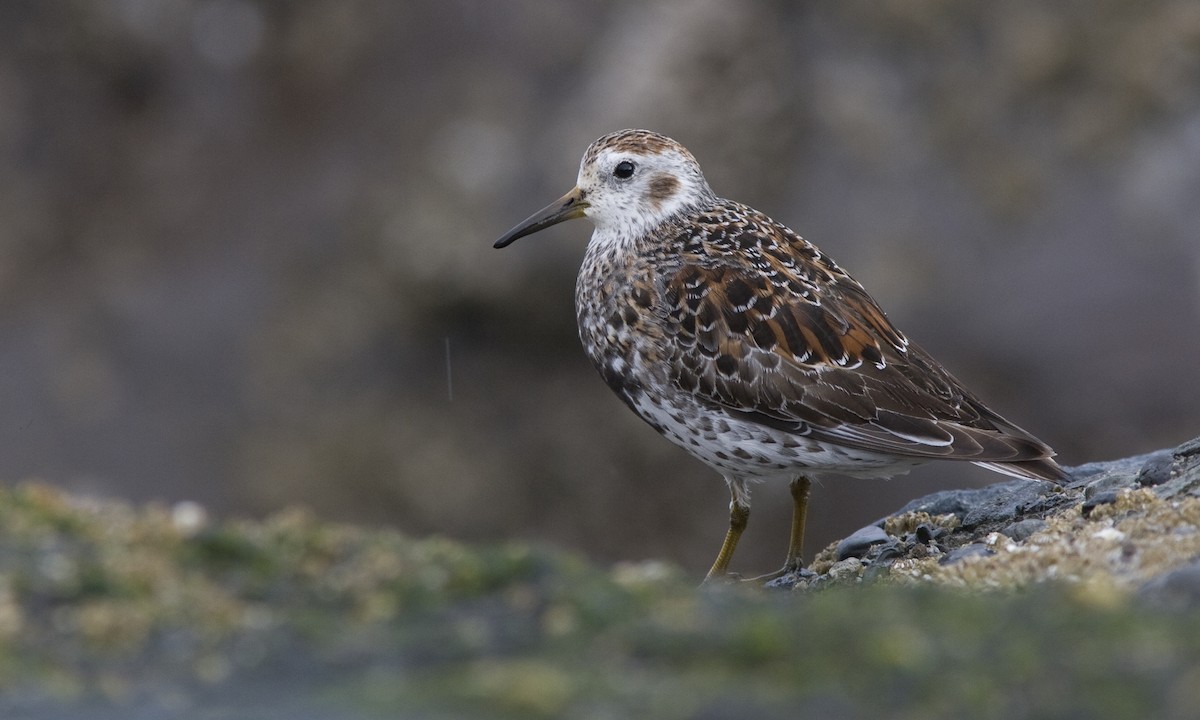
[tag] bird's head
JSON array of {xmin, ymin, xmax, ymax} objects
[{"xmin": 494, "ymin": 129, "xmax": 715, "ymax": 248}]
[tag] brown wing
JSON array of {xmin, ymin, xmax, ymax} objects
[{"xmin": 660, "ymin": 209, "xmax": 1062, "ymax": 478}]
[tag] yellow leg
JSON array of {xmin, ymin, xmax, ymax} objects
[
  {"xmin": 704, "ymin": 500, "xmax": 749, "ymax": 581},
  {"xmin": 782, "ymin": 476, "xmax": 812, "ymax": 571},
  {"xmin": 750, "ymin": 476, "xmax": 812, "ymax": 582}
]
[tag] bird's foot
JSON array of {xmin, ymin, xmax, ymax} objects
[
  {"xmin": 700, "ymin": 564, "xmax": 808, "ymax": 588},
  {"xmin": 746, "ymin": 561, "xmax": 805, "ymax": 585}
]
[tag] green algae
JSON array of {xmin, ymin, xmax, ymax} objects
[{"xmin": 0, "ymin": 482, "xmax": 1198, "ymax": 719}]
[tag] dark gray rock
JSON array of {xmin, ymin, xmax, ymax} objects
[
  {"xmin": 1135, "ymin": 455, "xmax": 1175, "ymax": 488},
  {"xmin": 1084, "ymin": 472, "xmax": 1137, "ymax": 500},
  {"xmin": 885, "ymin": 436, "xmax": 1200, "ymax": 543},
  {"xmin": 1064, "ymin": 449, "xmax": 1170, "ymax": 490},
  {"xmin": 913, "ymin": 524, "xmax": 937, "ymax": 545},
  {"xmin": 962, "ymin": 480, "xmax": 1065, "ymax": 528},
  {"xmin": 1000, "ymin": 519, "xmax": 1046, "ymax": 542},
  {"xmin": 1146, "ymin": 438, "xmax": 1200, "ymax": 500},
  {"xmin": 891, "ymin": 479, "xmax": 1063, "ymax": 530},
  {"xmin": 836, "ymin": 525, "xmax": 890, "ymax": 560}
]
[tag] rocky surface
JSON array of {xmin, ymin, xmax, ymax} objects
[
  {"xmin": 1, "ymin": 438, "xmax": 1199, "ymax": 719},
  {"xmin": 775, "ymin": 436, "xmax": 1200, "ymax": 598}
]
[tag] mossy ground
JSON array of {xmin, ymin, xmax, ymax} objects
[{"xmin": 1, "ymin": 482, "xmax": 1198, "ymax": 719}]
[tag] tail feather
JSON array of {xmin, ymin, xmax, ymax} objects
[{"xmin": 973, "ymin": 458, "xmax": 1067, "ymax": 482}]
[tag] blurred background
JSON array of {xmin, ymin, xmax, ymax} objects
[{"xmin": 2, "ymin": 0, "xmax": 1198, "ymax": 575}]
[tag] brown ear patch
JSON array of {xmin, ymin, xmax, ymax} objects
[{"xmin": 648, "ymin": 174, "xmax": 680, "ymax": 208}]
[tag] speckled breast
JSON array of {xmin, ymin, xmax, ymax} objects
[{"xmin": 573, "ymin": 238, "xmax": 913, "ymax": 482}]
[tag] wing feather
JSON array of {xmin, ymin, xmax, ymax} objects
[{"xmin": 659, "ymin": 205, "xmax": 1063, "ymax": 480}]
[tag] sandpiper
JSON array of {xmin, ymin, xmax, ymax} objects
[{"xmin": 494, "ymin": 129, "xmax": 1064, "ymax": 581}]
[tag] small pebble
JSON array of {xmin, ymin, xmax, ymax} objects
[
  {"xmin": 826, "ymin": 558, "xmax": 863, "ymax": 582},
  {"xmin": 836, "ymin": 525, "xmax": 890, "ymax": 560}
]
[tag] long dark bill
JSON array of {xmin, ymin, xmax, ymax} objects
[{"xmin": 493, "ymin": 187, "xmax": 588, "ymax": 248}]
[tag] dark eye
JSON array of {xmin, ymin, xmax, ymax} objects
[{"xmin": 613, "ymin": 160, "xmax": 635, "ymax": 179}]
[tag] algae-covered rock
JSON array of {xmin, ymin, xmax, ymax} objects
[
  {"xmin": 788, "ymin": 436, "xmax": 1200, "ymax": 598},
  {"xmin": 1, "ymin": 441, "xmax": 1200, "ymax": 719}
]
